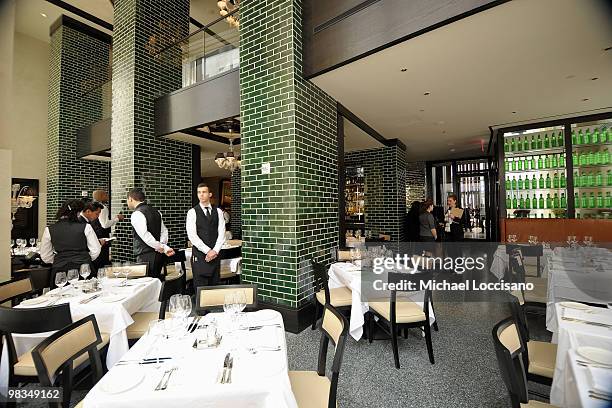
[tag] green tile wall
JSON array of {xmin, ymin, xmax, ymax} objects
[{"xmin": 240, "ymin": 0, "xmax": 338, "ymax": 308}]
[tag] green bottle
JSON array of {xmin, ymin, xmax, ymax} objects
[
  {"xmin": 525, "ymin": 175, "xmax": 531, "ymax": 190},
  {"xmin": 594, "ymin": 150, "xmax": 601, "ymax": 165},
  {"xmin": 512, "ymin": 195, "xmax": 518, "ymax": 209},
  {"xmin": 530, "ymin": 135, "xmax": 536, "ymax": 150},
  {"xmin": 581, "ymin": 192, "xmax": 588, "ymax": 208},
  {"xmin": 602, "ymin": 148, "xmax": 610, "ymax": 165},
  {"xmin": 511, "ymin": 176, "xmax": 517, "ymax": 190},
  {"xmin": 545, "ymin": 173, "xmax": 551, "ymax": 188},
  {"xmin": 510, "ymin": 159, "xmax": 516, "ymax": 171},
  {"xmin": 557, "ymin": 131, "xmax": 564, "ymax": 147},
  {"xmin": 530, "ymin": 156, "xmax": 536, "ymax": 170},
  {"xmin": 560, "ymin": 153, "xmax": 566, "ymax": 167},
  {"xmin": 552, "ymin": 154, "xmax": 558, "ymax": 168},
  {"xmin": 517, "ymin": 175, "xmax": 523, "ymax": 190},
  {"xmin": 553, "ymin": 172, "xmax": 559, "ymax": 188},
  {"xmin": 579, "ymin": 152, "xmax": 586, "ymax": 166},
  {"xmin": 520, "ymin": 157, "xmax": 526, "ymax": 170},
  {"xmin": 593, "ymin": 128, "xmax": 600, "ymax": 144},
  {"xmin": 578, "ymin": 129, "xmax": 584, "ymax": 144},
  {"xmin": 588, "ymin": 171, "xmax": 595, "ymax": 187},
  {"xmin": 532, "ymin": 174, "xmax": 537, "ymax": 190},
  {"xmin": 505, "ymin": 159, "xmax": 509, "ymax": 172},
  {"xmin": 523, "ymin": 137, "xmax": 530, "ymax": 151},
  {"xmin": 572, "ymin": 152, "xmax": 578, "ymax": 166},
  {"xmin": 519, "ymin": 195, "xmax": 525, "ymax": 209},
  {"xmin": 574, "ymin": 171, "xmax": 581, "ymax": 187},
  {"xmin": 539, "ymin": 194, "xmax": 545, "ymax": 209},
  {"xmin": 545, "ymin": 155, "xmax": 551, "ymax": 168},
  {"xmin": 581, "ymin": 172, "xmax": 588, "ymax": 187},
  {"xmin": 560, "ymin": 193, "xmax": 567, "ymax": 208},
  {"xmin": 596, "ymin": 171, "xmax": 603, "ymax": 187},
  {"xmin": 537, "ymin": 135, "xmax": 543, "ymax": 149},
  {"xmin": 585, "ymin": 128, "xmax": 592, "ymax": 144},
  {"xmin": 574, "ymin": 193, "xmax": 580, "ymax": 208},
  {"xmin": 505, "ymin": 177, "xmax": 511, "ymax": 190},
  {"xmin": 606, "ymin": 192, "xmax": 612, "ymax": 208},
  {"xmin": 553, "ymin": 193, "xmax": 560, "ymax": 209},
  {"xmin": 589, "ymin": 192, "xmax": 596, "ymax": 209},
  {"xmin": 525, "ymin": 195, "xmax": 531, "ymax": 209},
  {"xmin": 551, "ymin": 132, "xmax": 557, "ymax": 147},
  {"xmin": 607, "ymin": 170, "xmax": 612, "ymax": 186},
  {"xmin": 538, "ymin": 155, "xmax": 544, "ymax": 169},
  {"xmin": 587, "ymin": 150, "xmax": 594, "ymax": 165},
  {"xmin": 601, "ymin": 127, "xmax": 608, "ymax": 143},
  {"xmin": 546, "ymin": 193, "xmax": 552, "ymax": 209},
  {"xmin": 538, "ymin": 174, "xmax": 545, "ymax": 189},
  {"xmin": 560, "ymin": 172, "xmax": 566, "ymax": 188},
  {"xmin": 506, "ymin": 194, "xmax": 512, "ymax": 209},
  {"xmin": 544, "ymin": 133, "xmax": 550, "ymax": 148},
  {"xmin": 571, "ymin": 130, "xmax": 577, "ymax": 145},
  {"xmin": 597, "ymin": 192, "xmax": 604, "ymax": 208}
]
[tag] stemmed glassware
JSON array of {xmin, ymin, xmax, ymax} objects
[
  {"xmin": 567, "ymin": 235, "xmax": 578, "ymax": 249},
  {"xmin": 355, "ymin": 230, "xmax": 362, "ymax": 240},
  {"xmin": 507, "ymin": 234, "xmax": 517, "ymax": 243},
  {"xmin": 29, "ymin": 238, "xmax": 36, "ymax": 247},
  {"xmin": 54, "ymin": 272, "xmax": 67, "ymax": 297},
  {"xmin": 528, "ymin": 235, "xmax": 538, "ymax": 245},
  {"xmin": 80, "ymin": 264, "xmax": 91, "ymax": 280},
  {"xmin": 112, "ymin": 262, "xmax": 121, "ymax": 280},
  {"xmin": 67, "ymin": 269, "xmax": 79, "ymax": 293},
  {"xmin": 122, "ymin": 262, "xmax": 132, "ymax": 286},
  {"xmin": 97, "ymin": 268, "xmax": 107, "ymax": 293},
  {"xmin": 234, "ymin": 291, "xmax": 247, "ymax": 327},
  {"xmin": 583, "ymin": 236, "xmax": 594, "ymax": 247}
]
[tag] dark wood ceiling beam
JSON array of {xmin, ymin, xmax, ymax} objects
[
  {"xmin": 183, "ymin": 128, "xmax": 241, "ymax": 145},
  {"xmin": 45, "ymin": 0, "xmax": 113, "ymax": 31}
]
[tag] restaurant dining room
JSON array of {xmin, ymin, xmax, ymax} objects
[{"xmin": 1, "ymin": 0, "xmax": 611, "ymax": 407}]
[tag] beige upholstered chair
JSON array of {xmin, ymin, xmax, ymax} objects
[
  {"xmin": 492, "ymin": 317, "xmax": 558, "ymax": 408},
  {"xmin": 32, "ymin": 315, "xmax": 105, "ymax": 408},
  {"xmin": 311, "ymin": 259, "xmax": 352, "ymax": 330},
  {"xmin": 0, "ymin": 277, "xmax": 33, "ymax": 305},
  {"xmin": 379, "ymin": 234, "xmax": 391, "ymax": 241},
  {"xmin": 336, "ymin": 250, "xmax": 351, "ymax": 261},
  {"xmin": 105, "ymin": 263, "xmax": 148, "ymax": 278},
  {"xmin": 195, "ymin": 284, "xmax": 257, "ymax": 315},
  {"xmin": 290, "ymin": 304, "xmax": 349, "ymax": 408},
  {"xmin": 510, "ymin": 250, "xmax": 548, "ymax": 306}
]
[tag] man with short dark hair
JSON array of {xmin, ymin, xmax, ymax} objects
[
  {"xmin": 186, "ymin": 183, "xmax": 226, "ymax": 287},
  {"xmin": 127, "ymin": 189, "xmax": 175, "ymax": 280}
]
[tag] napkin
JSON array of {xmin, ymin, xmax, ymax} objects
[{"xmin": 587, "ymin": 366, "xmax": 612, "ymax": 395}]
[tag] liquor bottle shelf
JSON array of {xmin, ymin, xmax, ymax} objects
[
  {"xmin": 506, "ymin": 188, "xmax": 567, "ymax": 192},
  {"xmin": 505, "ymin": 147, "xmax": 565, "ymax": 157},
  {"xmin": 572, "ymin": 141, "xmax": 612, "ymax": 149},
  {"xmin": 505, "ymin": 168, "xmax": 567, "ymax": 175},
  {"xmin": 573, "ymin": 163, "xmax": 612, "ymax": 169}
]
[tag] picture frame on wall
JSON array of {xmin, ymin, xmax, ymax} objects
[
  {"xmin": 220, "ymin": 179, "xmax": 232, "ymax": 206},
  {"xmin": 11, "ymin": 178, "xmax": 39, "ymax": 239}
]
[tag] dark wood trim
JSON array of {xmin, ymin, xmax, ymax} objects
[
  {"xmin": 494, "ymin": 111, "xmax": 612, "ymax": 135},
  {"xmin": 182, "ymin": 128, "xmax": 239, "ymax": 145},
  {"xmin": 337, "ymin": 106, "xmax": 346, "ymax": 248},
  {"xmin": 189, "ymin": 17, "xmax": 204, "ymax": 29},
  {"xmin": 46, "ymin": 0, "xmax": 113, "ymax": 33},
  {"xmin": 337, "ymin": 103, "xmax": 402, "ymax": 150},
  {"xmin": 314, "ymin": 0, "xmax": 382, "ymax": 34},
  {"xmin": 192, "ymin": 145, "xmax": 201, "ymax": 207},
  {"xmin": 257, "ymin": 301, "xmax": 316, "ymax": 334}
]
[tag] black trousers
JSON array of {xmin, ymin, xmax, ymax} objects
[
  {"xmin": 192, "ymin": 254, "xmax": 221, "ymax": 289},
  {"xmin": 137, "ymin": 251, "xmax": 165, "ymax": 280},
  {"xmin": 93, "ymin": 244, "xmax": 110, "ymax": 269}
]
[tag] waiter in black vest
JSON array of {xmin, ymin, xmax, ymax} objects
[
  {"xmin": 93, "ymin": 190, "xmax": 125, "ymax": 267},
  {"xmin": 40, "ymin": 199, "xmax": 101, "ymax": 286},
  {"xmin": 186, "ymin": 183, "xmax": 226, "ymax": 287},
  {"xmin": 80, "ymin": 200, "xmax": 110, "ymax": 269},
  {"xmin": 127, "ymin": 189, "xmax": 175, "ymax": 280}
]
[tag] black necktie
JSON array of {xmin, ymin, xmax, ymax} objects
[{"xmin": 205, "ymin": 207, "xmax": 210, "ymax": 217}]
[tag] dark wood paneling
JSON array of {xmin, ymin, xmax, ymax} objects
[
  {"xmin": 303, "ymin": 0, "xmax": 506, "ymax": 78},
  {"xmin": 154, "ymin": 68, "xmax": 240, "ymax": 137},
  {"xmin": 76, "ymin": 118, "xmax": 111, "ymax": 158}
]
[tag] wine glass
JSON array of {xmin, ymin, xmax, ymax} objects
[
  {"xmin": 169, "ymin": 294, "xmax": 182, "ymax": 319},
  {"xmin": 67, "ymin": 269, "xmax": 79, "ymax": 293},
  {"xmin": 223, "ymin": 293, "xmax": 236, "ymax": 316},
  {"xmin": 112, "ymin": 262, "xmax": 121, "ymax": 280},
  {"xmin": 29, "ymin": 238, "xmax": 36, "ymax": 247},
  {"xmin": 234, "ymin": 291, "xmax": 247, "ymax": 327},
  {"xmin": 55, "ymin": 272, "xmax": 67, "ymax": 296},
  {"xmin": 122, "ymin": 262, "xmax": 132, "ymax": 286},
  {"xmin": 355, "ymin": 230, "xmax": 361, "ymax": 240},
  {"xmin": 80, "ymin": 264, "xmax": 91, "ymax": 280},
  {"xmin": 97, "ymin": 268, "xmax": 107, "ymax": 293},
  {"xmin": 583, "ymin": 236, "xmax": 593, "ymax": 247}
]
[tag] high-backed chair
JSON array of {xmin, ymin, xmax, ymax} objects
[
  {"xmin": 0, "ymin": 277, "xmax": 33, "ymax": 306},
  {"xmin": 492, "ymin": 317, "xmax": 557, "ymax": 408},
  {"xmin": 12, "ymin": 267, "xmax": 52, "ymax": 297},
  {"xmin": 106, "ymin": 263, "xmax": 148, "ymax": 279},
  {"xmin": 310, "ymin": 259, "xmax": 352, "ymax": 330},
  {"xmin": 163, "ymin": 250, "xmax": 188, "ymax": 290},
  {"xmin": 379, "ymin": 234, "xmax": 391, "ymax": 241},
  {"xmin": 509, "ymin": 295, "xmax": 556, "ymax": 387},
  {"xmin": 126, "ymin": 271, "xmax": 184, "ymax": 340},
  {"xmin": 506, "ymin": 244, "xmax": 544, "ymax": 277},
  {"xmin": 337, "ymin": 250, "xmax": 352, "ymax": 262},
  {"xmin": 367, "ymin": 271, "xmax": 435, "ymax": 368},
  {"xmin": 509, "ymin": 250, "xmax": 547, "ymax": 307},
  {"xmin": 289, "ymin": 304, "xmax": 349, "ymax": 408},
  {"xmin": 195, "ymin": 284, "xmax": 258, "ymax": 316},
  {"xmin": 32, "ymin": 315, "xmax": 104, "ymax": 408}
]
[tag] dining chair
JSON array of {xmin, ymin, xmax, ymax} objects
[
  {"xmin": 126, "ymin": 271, "xmax": 184, "ymax": 340},
  {"xmin": 506, "ymin": 244, "xmax": 543, "ymax": 277},
  {"xmin": 509, "ymin": 250, "xmax": 547, "ymax": 308},
  {"xmin": 509, "ymin": 294, "xmax": 556, "ymax": 388},
  {"xmin": 0, "ymin": 276, "xmax": 34, "ymax": 306},
  {"xmin": 289, "ymin": 304, "xmax": 349, "ymax": 408},
  {"xmin": 336, "ymin": 250, "xmax": 352, "ymax": 261},
  {"xmin": 367, "ymin": 270, "xmax": 435, "ymax": 368},
  {"xmin": 32, "ymin": 315, "xmax": 104, "ymax": 408},
  {"xmin": 492, "ymin": 317, "xmax": 557, "ymax": 408},
  {"xmin": 195, "ymin": 284, "xmax": 258, "ymax": 316},
  {"xmin": 11, "ymin": 267, "xmax": 52, "ymax": 297},
  {"xmin": 379, "ymin": 234, "xmax": 391, "ymax": 241},
  {"xmin": 163, "ymin": 250, "xmax": 188, "ymax": 291},
  {"xmin": 310, "ymin": 259, "xmax": 352, "ymax": 330},
  {"xmin": 105, "ymin": 263, "xmax": 148, "ymax": 279}
]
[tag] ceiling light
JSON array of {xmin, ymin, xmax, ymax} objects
[
  {"xmin": 423, "ymin": 92, "xmax": 431, "ymax": 96},
  {"xmin": 40, "ymin": 13, "xmax": 47, "ymax": 17},
  {"xmin": 512, "ymin": 111, "xmax": 517, "ymax": 114},
  {"xmin": 582, "ymin": 98, "xmax": 590, "ymax": 101},
  {"xmin": 400, "ymin": 68, "xmax": 407, "ymax": 72},
  {"xmin": 565, "ymin": 75, "xmax": 575, "ymax": 79},
  {"xmin": 450, "ymin": 148, "xmax": 456, "ymax": 152},
  {"xmin": 419, "ymin": 109, "xmax": 425, "ymax": 112},
  {"xmin": 591, "ymin": 77, "xmax": 598, "ymax": 81},
  {"xmin": 604, "ymin": 46, "xmax": 612, "ymax": 51}
]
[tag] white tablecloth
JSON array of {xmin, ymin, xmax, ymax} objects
[
  {"xmin": 489, "ymin": 244, "xmax": 552, "ymax": 280},
  {"xmin": 0, "ymin": 277, "xmax": 161, "ymax": 393},
  {"xmin": 550, "ymin": 304, "xmax": 612, "ymax": 406},
  {"xmin": 83, "ymin": 310, "xmax": 297, "ymax": 408},
  {"xmin": 560, "ymin": 349, "xmax": 612, "ymax": 408},
  {"xmin": 183, "ymin": 247, "xmax": 242, "ymax": 275},
  {"xmin": 328, "ymin": 262, "xmax": 435, "ymax": 341}
]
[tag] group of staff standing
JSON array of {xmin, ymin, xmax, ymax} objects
[{"xmin": 40, "ymin": 183, "xmax": 225, "ymax": 287}]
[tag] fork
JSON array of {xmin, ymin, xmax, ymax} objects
[
  {"xmin": 160, "ymin": 367, "xmax": 178, "ymax": 390},
  {"xmin": 155, "ymin": 368, "xmax": 172, "ymax": 391}
]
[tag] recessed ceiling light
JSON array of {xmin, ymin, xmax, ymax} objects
[
  {"xmin": 582, "ymin": 98, "xmax": 590, "ymax": 101},
  {"xmin": 512, "ymin": 111, "xmax": 517, "ymax": 114},
  {"xmin": 400, "ymin": 68, "xmax": 407, "ymax": 72},
  {"xmin": 565, "ymin": 75, "xmax": 575, "ymax": 79},
  {"xmin": 419, "ymin": 109, "xmax": 425, "ymax": 112},
  {"xmin": 437, "ymin": 121, "xmax": 445, "ymax": 125},
  {"xmin": 450, "ymin": 148, "xmax": 456, "ymax": 152},
  {"xmin": 442, "ymin": 130, "xmax": 446, "ymax": 134},
  {"xmin": 604, "ymin": 46, "xmax": 612, "ymax": 51},
  {"xmin": 423, "ymin": 92, "xmax": 431, "ymax": 96},
  {"xmin": 591, "ymin": 77, "xmax": 599, "ymax": 81},
  {"xmin": 40, "ymin": 12, "xmax": 47, "ymax": 17}
]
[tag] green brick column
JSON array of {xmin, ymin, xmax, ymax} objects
[
  {"xmin": 110, "ymin": 0, "xmax": 192, "ymax": 261},
  {"xmin": 240, "ymin": 0, "xmax": 339, "ymax": 325},
  {"xmin": 46, "ymin": 16, "xmax": 111, "ymax": 219}
]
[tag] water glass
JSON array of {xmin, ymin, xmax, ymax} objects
[
  {"xmin": 112, "ymin": 262, "xmax": 122, "ymax": 280},
  {"xmin": 80, "ymin": 264, "xmax": 91, "ymax": 280},
  {"xmin": 29, "ymin": 238, "xmax": 36, "ymax": 247},
  {"xmin": 67, "ymin": 269, "xmax": 79, "ymax": 291},
  {"xmin": 223, "ymin": 293, "xmax": 236, "ymax": 315},
  {"xmin": 55, "ymin": 271, "xmax": 67, "ymax": 296}
]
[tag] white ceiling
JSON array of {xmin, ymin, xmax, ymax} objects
[
  {"xmin": 15, "ymin": 0, "xmax": 222, "ymax": 43},
  {"xmin": 311, "ymin": 0, "xmax": 612, "ymax": 161}
]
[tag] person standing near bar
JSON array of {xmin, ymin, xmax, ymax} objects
[
  {"xmin": 40, "ymin": 199, "xmax": 101, "ymax": 286},
  {"xmin": 419, "ymin": 199, "xmax": 438, "ymax": 242},
  {"xmin": 92, "ymin": 190, "xmax": 124, "ymax": 267},
  {"xmin": 186, "ymin": 183, "xmax": 226, "ymax": 288},
  {"xmin": 446, "ymin": 194, "xmax": 467, "ymax": 242},
  {"xmin": 127, "ymin": 189, "xmax": 174, "ymax": 280}
]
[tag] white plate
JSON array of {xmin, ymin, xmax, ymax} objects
[
  {"xmin": 559, "ymin": 301, "xmax": 591, "ymax": 311},
  {"xmin": 20, "ymin": 297, "xmax": 49, "ymax": 306},
  {"xmin": 135, "ymin": 277, "xmax": 155, "ymax": 282},
  {"xmin": 99, "ymin": 367, "xmax": 145, "ymax": 394},
  {"xmin": 249, "ymin": 309, "xmax": 279, "ymax": 323},
  {"xmin": 100, "ymin": 294, "xmax": 125, "ymax": 303},
  {"xmin": 577, "ymin": 347, "xmax": 612, "ymax": 366}
]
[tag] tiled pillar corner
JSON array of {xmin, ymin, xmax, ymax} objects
[
  {"xmin": 240, "ymin": 0, "xmax": 338, "ymax": 308},
  {"xmin": 110, "ymin": 0, "xmax": 192, "ymax": 261},
  {"xmin": 406, "ymin": 161, "xmax": 426, "ymax": 205},
  {"xmin": 46, "ymin": 17, "xmax": 111, "ymax": 221},
  {"xmin": 230, "ymin": 169, "xmax": 241, "ymax": 239}
]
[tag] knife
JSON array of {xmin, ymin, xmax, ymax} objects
[
  {"xmin": 189, "ymin": 316, "xmax": 202, "ymax": 333},
  {"xmin": 221, "ymin": 353, "xmax": 230, "ymax": 384},
  {"xmin": 562, "ymin": 317, "xmax": 612, "ymax": 328},
  {"xmin": 226, "ymin": 356, "xmax": 233, "ymax": 384},
  {"xmin": 80, "ymin": 294, "xmax": 102, "ymax": 304}
]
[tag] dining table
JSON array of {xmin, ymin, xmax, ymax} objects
[
  {"xmin": 182, "ymin": 240, "xmax": 243, "ymax": 276},
  {"xmin": 549, "ymin": 303, "xmax": 612, "ymax": 407},
  {"xmin": 0, "ymin": 276, "xmax": 162, "ymax": 394},
  {"xmin": 489, "ymin": 244, "xmax": 553, "ymax": 281},
  {"xmin": 82, "ymin": 310, "xmax": 297, "ymax": 408},
  {"xmin": 328, "ymin": 262, "xmax": 436, "ymax": 341}
]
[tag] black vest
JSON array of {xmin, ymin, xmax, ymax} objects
[
  {"xmin": 48, "ymin": 219, "xmax": 90, "ymax": 269},
  {"xmin": 193, "ymin": 204, "xmax": 219, "ymax": 256},
  {"xmin": 133, "ymin": 202, "xmax": 162, "ymax": 256},
  {"xmin": 91, "ymin": 218, "xmax": 110, "ymax": 239}
]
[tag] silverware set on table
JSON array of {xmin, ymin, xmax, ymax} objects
[
  {"xmin": 588, "ymin": 389, "xmax": 612, "ymax": 402},
  {"xmin": 155, "ymin": 366, "xmax": 178, "ymax": 391},
  {"xmin": 220, "ymin": 353, "xmax": 234, "ymax": 384},
  {"xmin": 80, "ymin": 293, "xmax": 102, "ymax": 304},
  {"xmin": 575, "ymin": 359, "xmax": 612, "ymax": 401},
  {"xmin": 562, "ymin": 316, "xmax": 612, "ymax": 329}
]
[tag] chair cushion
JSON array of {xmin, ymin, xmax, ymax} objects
[
  {"xmin": 126, "ymin": 312, "xmax": 159, "ymax": 340},
  {"xmin": 315, "ymin": 287, "xmax": 352, "ymax": 307},
  {"xmin": 520, "ymin": 401, "xmax": 556, "ymax": 408},
  {"xmin": 289, "ymin": 370, "xmax": 333, "ymax": 408},
  {"xmin": 14, "ymin": 332, "xmax": 110, "ymax": 377},
  {"xmin": 369, "ymin": 300, "xmax": 426, "ymax": 324},
  {"xmin": 527, "ymin": 340, "xmax": 557, "ymax": 379},
  {"xmin": 220, "ymin": 264, "xmax": 237, "ymax": 280}
]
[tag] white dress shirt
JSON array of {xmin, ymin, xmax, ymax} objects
[
  {"xmin": 40, "ymin": 223, "xmax": 102, "ymax": 264},
  {"xmin": 98, "ymin": 204, "xmax": 119, "ymax": 229},
  {"xmin": 130, "ymin": 209, "xmax": 170, "ymax": 252},
  {"xmin": 186, "ymin": 203, "xmax": 226, "ymax": 255}
]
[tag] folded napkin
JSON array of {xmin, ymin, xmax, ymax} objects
[{"xmin": 587, "ymin": 366, "xmax": 612, "ymax": 395}]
